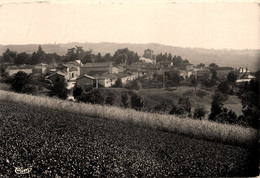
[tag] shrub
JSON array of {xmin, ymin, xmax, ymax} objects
[
  {"xmin": 79, "ymin": 89, "xmax": 105, "ymax": 105},
  {"xmin": 217, "ymin": 81, "xmax": 230, "ymax": 94},
  {"xmin": 121, "ymin": 93, "xmax": 130, "ymax": 108},
  {"xmin": 154, "ymin": 100, "xmax": 170, "ymax": 113},
  {"xmin": 113, "ymin": 79, "xmax": 123, "ymax": 88},
  {"xmin": 178, "ymin": 97, "xmax": 193, "ymax": 113},
  {"xmin": 169, "ymin": 103, "xmax": 185, "ymax": 116},
  {"xmin": 22, "ymin": 84, "xmax": 40, "ymax": 95},
  {"xmin": 130, "ymin": 92, "xmax": 144, "ymax": 110},
  {"xmin": 193, "ymin": 105, "xmax": 207, "ymax": 119},
  {"xmin": 183, "ymin": 89, "xmax": 194, "ymax": 97},
  {"xmin": 208, "ymin": 91, "xmax": 228, "ymax": 121},
  {"xmin": 10, "ymin": 71, "xmax": 31, "ymax": 93},
  {"xmin": 196, "ymin": 90, "xmax": 208, "ymax": 98},
  {"xmin": 105, "ymin": 91, "xmax": 116, "ymax": 105},
  {"xmin": 49, "ymin": 77, "xmax": 68, "ymax": 100},
  {"xmin": 73, "ymin": 87, "xmax": 83, "ymax": 100}
]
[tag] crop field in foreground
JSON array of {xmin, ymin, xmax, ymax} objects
[{"xmin": 0, "ymin": 100, "xmax": 258, "ymax": 177}]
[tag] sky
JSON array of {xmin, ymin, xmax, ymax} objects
[{"xmin": 0, "ymin": 0, "xmax": 259, "ymax": 49}]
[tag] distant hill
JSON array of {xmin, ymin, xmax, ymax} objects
[{"xmin": 0, "ymin": 42, "xmax": 259, "ymax": 71}]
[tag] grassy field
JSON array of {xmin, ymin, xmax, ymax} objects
[
  {"xmin": 0, "ymin": 100, "xmax": 258, "ymax": 176},
  {"xmin": 105, "ymin": 86, "xmax": 243, "ymax": 116},
  {"xmin": 0, "ymin": 90, "xmax": 257, "ymax": 146}
]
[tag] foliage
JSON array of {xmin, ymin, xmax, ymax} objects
[
  {"xmin": 121, "ymin": 93, "xmax": 130, "ymax": 108},
  {"xmin": 112, "ymin": 48, "xmax": 139, "ymax": 65},
  {"xmin": 178, "ymin": 97, "xmax": 193, "ymax": 113},
  {"xmin": 208, "ymin": 91, "xmax": 228, "ymax": 121},
  {"xmin": 130, "ymin": 92, "xmax": 144, "ymax": 110},
  {"xmin": 196, "ymin": 90, "xmax": 208, "ymax": 98},
  {"xmin": 2, "ymin": 48, "xmax": 17, "ymax": 63},
  {"xmin": 238, "ymin": 79, "xmax": 259, "ymax": 128},
  {"xmin": 169, "ymin": 103, "xmax": 185, "ymax": 116},
  {"xmin": 193, "ymin": 105, "xmax": 207, "ymax": 119},
  {"xmin": 49, "ymin": 76, "xmax": 68, "ymax": 100},
  {"xmin": 153, "ymin": 100, "xmax": 171, "ymax": 113},
  {"xmin": 10, "ymin": 71, "xmax": 31, "ymax": 93},
  {"xmin": 214, "ymin": 107, "xmax": 238, "ymax": 125},
  {"xmin": 197, "ymin": 63, "xmax": 205, "ymax": 68},
  {"xmin": 105, "ymin": 91, "xmax": 116, "ymax": 105},
  {"xmin": 73, "ymin": 86, "xmax": 83, "ymax": 100},
  {"xmin": 217, "ymin": 81, "xmax": 230, "ymax": 94},
  {"xmin": 209, "ymin": 63, "xmax": 219, "ymax": 68},
  {"xmin": 227, "ymin": 71, "xmax": 238, "ymax": 83},
  {"xmin": 113, "ymin": 78, "xmax": 123, "ymax": 88},
  {"xmin": 191, "ymin": 77, "xmax": 198, "ymax": 91},
  {"xmin": 15, "ymin": 52, "xmax": 31, "ymax": 65},
  {"xmin": 79, "ymin": 89, "xmax": 105, "ymax": 105}
]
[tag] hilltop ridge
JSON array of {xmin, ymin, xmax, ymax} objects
[{"xmin": 0, "ymin": 42, "xmax": 259, "ymax": 71}]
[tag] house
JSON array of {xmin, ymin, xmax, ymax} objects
[
  {"xmin": 33, "ymin": 63, "xmax": 48, "ymax": 74},
  {"xmin": 6, "ymin": 65, "xmax": 33, "ymax": 76},
  {"xmin": 61, "ymin": 60, "xmax": 82, "ymax": 80},
  {"xmin": 46, "ymin": 71, "xmax": 69, "ymax": 83},
  {"xmin": 76, "ymin": 74, "xmax": 97, "ymax": 88},
  {"xmin": 215, "ymin": 67, "xmax": 234, "ymax": 81},
  {"xmin": 80, "ymin": 62, "xmax": 113, "ymax": 75}
]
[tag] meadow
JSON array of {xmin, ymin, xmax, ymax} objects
[
  {"xmin": 0, "ymin": 90, "xmax": 257, "ymax": 146},
  {"xmin": 0, "ymin": 100, "xmax": 258, "ymax": 176}
]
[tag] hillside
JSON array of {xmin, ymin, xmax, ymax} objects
[
  {"xmin": 0, "ymin": 100, "xmax": 258, "ymax": 176},
  {"xmin": 0, "ymin": 42, "xmax": 259, "ymax": 71}
]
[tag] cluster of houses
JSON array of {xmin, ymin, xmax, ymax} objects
[{"xmin": 1, "ymin": 49, "xmax": 256, "ymax": 90}]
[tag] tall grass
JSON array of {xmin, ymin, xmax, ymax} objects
[{"xmin": 0, "ymin": 90, "xmax": 257, "ymax": 146}]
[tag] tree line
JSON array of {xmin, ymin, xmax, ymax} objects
[{"xmin": 0, "ymin": 46, "xmax": 139, "ymax": 65}]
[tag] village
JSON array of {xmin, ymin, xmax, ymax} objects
[{"xmin": 0, "ymin": 48, "xmax": 255, "ymax": 93}]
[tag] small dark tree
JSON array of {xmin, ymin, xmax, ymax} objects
[
  {"xmin": 191, "ymin": 77, "xmax": 198, "ymax": 91},
  {"xmin": 208, "ymin": 91, "xmax": 228, "ymax": 121},
  {"xmin": 105, "ymin": 91, "xmax": 116, "ymax": 105},
  {"xmin": 113, "ymin": 78, "xmax": 123, "ymax": 88},
  {"xmin": 169, "ymin": 103, "xmax": 185, "ymax": 116},
  {"xmin": 227, "ymin": 71, "xmax": 238, "ymax": 83},
  {"xmin": 132, "ymin": 80, "xmax": 142, "ymax": 90},
  {"xmin": 178, "ymin": 97, "xmax": 193, "ymax": 113},
  {"xmin": 121, "ymin": 93, "xmax": 130, "ymax": 108},
  {"xmin": 130, "ymin": 92, "xmax": 144, "ymax": 110},
  {"xmin": 49, "ymin": 77, "xmax": 68, "ymax": 100},
  {"xmin": 73, "ymin": 86, "xmax": 83, "ymax": 100},
  {"xmin": 10, "ymin": 71, "xmax": 31, "ymax": 93},
  {"xmin": 193, "ymin": 106, "xmax": 207, "ymax": 119},
  {"xmin": 218, "ymin": 81, "xmax": 230, "ymax": 94}
]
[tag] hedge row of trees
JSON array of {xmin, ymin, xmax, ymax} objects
[{"xmin": 1, "ymin": 46, "xmax": 140, "ymax": 65}]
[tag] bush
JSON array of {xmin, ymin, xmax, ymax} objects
[
  {"xmin": 10, "ymin": 71, "xmax": 31, "ymax": 93},
  {"xmin": 178, "ymin": 97, "xmax": 193, "ymax": 113},
  {"xmin": 22, "ymin": 84, "xmax": 41, "ymax": 95},
  {"xmin": 193, "ymin": 105, "xmax": 207, "ymax": 119},
  {"xmin": 217, "ymin": 81, "xmax": 230, "ymax": 94},
  {"xmin": 169, "ymin": 103, "xmax": 185, "ymax": 116},
  {"xmin": 113, "ymin": 79, "xmax": 123, "ymax": 88},
  {"xmin": 196, "ymin": 90, "xmax": 208, "ymax": 98},
  {"xmin": 130, "ymin": 92, "xmax": 144, "ymax": 110},
  {"xmin": 105, "ymin": 91, "xmax": 116, "ymax": 105},
  {"xmin": 121, "ymin": 93, "xmax": 130, "ymax": 108},
  {"xmin": 78, "ymin": 89, "xmax": 105, "ymax": 105},
  {"xmin": 49, "ymin": 77, "xmax": 68, "ymax": 100},
  {"xmin": 153, "ymin": 100, "xmax": 170, "ymax": 113},
  {"xmin": 208, "ymin": 91, "xmax": 228, "ymax": 121}
]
